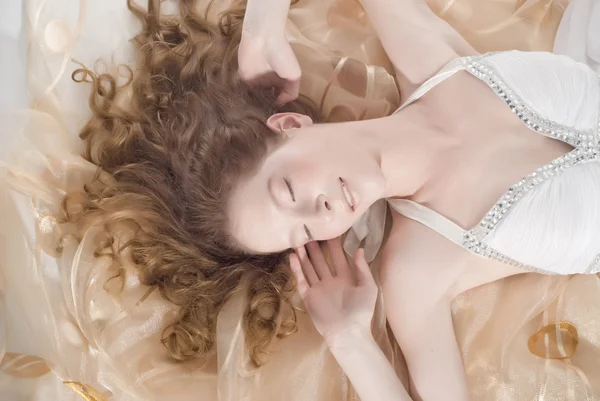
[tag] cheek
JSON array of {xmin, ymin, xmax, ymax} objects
[
  {"xmin": 348, "ymin": 157, "xmax": 386, "ymax": 193},
  {"xmin": 288, "ymin": 159, "xmax": 324, "ymax": 181},
  {"xmin": 317, "ymin": 214, "xmax": 357, "ymax": 240}
]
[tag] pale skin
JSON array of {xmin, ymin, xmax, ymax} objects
[
  {"xmin": 237, "ymin": 0, "xmax": 572, "ymax": 400},
  {"xmin": 239, "ymin": 0, "xmax": 301, "ymax": 105}
]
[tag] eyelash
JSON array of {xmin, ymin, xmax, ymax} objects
[
  {"xmin": 304, "ymin": 224, "xmax": 314, "ymax": 241},
  {"xmin": 284, "ymin": 178, "xmax": 295, "ymax": 202},
  {"xmin": 284, "ymin": 178, "xmax": 312, "ymax": 241}
]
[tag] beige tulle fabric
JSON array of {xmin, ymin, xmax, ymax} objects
[{"xmin": 2, "ymin": 1, "xmax": 598, "ymax": 400}]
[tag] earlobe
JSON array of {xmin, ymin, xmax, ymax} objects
[{"xmin": 267, "ymin": 113, "xmax": 313, "ymax": 136}]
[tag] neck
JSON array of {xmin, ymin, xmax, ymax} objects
[{"xmin": 346, "ymin": 105, "xmax": 458, "ymax": 199}]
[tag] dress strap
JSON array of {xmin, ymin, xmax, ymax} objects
[
  {"xmin": 387, "ymin": 199, "xmax": 466, "ymax": 245},
  {"xmin": 393, "ymin": 58, "xmax": 466, "ymax": 114}
]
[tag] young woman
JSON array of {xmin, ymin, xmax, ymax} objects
[
  {"xmin": 232, "ymin": 0, "xmax": 600, "ymax": 399},
  {"xmin": 55, "ymin": 0, "xmax": 599, "ymax": 400}
]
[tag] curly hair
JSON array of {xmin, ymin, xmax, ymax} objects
[{"xmin": 65, "ymin": 0, "xmax": 319, "ymax": 366}]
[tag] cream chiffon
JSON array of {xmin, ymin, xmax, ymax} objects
[
  {"xmin": 553, "ymin": 0, "xmax": 600, "ymax": 71},
  {"xmin": 1, "ymin": 0, "xmax": 598, "ymax": 400}
]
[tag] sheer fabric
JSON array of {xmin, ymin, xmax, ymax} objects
[
  {"xmin": 553, "ymin": 0, "xmax": 600, "ymax": 72},
  {"xmin": 3, "ymin": 1, "xmax": 598, "ymax": 401}
]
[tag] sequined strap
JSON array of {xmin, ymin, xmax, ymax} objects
[
  {"xmin": 392, "ymin": 57, "xmax": 466, "ymax": 114},
  {"xmin": 462, "ymin": 56, "xmax": 600, "ymax": 244},
  {"xmin": 387, "ymin": 199, "xmax": 465, "ymax": 245},
  {"xmin": 586, "ymin": 253, "xmax": 600, "ymax": 274}
]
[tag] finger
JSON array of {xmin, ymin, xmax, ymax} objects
[
  {"xmin": 306, "ymin": 241, "xmax": 332, "ymax": 279},
  {"xmin": 289, "ymin": 253, "xmax": 309, "ymax": 298},
  {"xmin": 254, "ymin": 71, "xmax": 283, "ymax": 89},
  {"xmin": 275, "ymin": 79, "xmax": 300, "ymax": 105},
  {"xmin": 270, "ymin": 45, "xmax": 301, "ymax": 104},
  {"xmin": 270, "ymin": 43, "xmax": 302, "ymax": 81},
  {"xmin": 296, "ymin": 246, "xmax": 319, "ymax": 286},
  {"xmin": 244, "ymin": 71, "xmax": 281, "ymax": 91},
  {"xmin": 237, "ymin": 66, "xmax": 265, "ymax": 85},
  {"xmin": 354, "ymin": 248, "xmax": 375, "ymax": 287},
  {"xmin": 327, "ymin": 237, "xmax": 352, "ymax": 281}
]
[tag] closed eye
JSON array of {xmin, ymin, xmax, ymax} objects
[
  {"xmin": 284, "ymin": 178, "xmax": 295, "ymax": 202},
  {"xmin": 304, "ymin": 224, "xmax": 314, "ymax": 241}
]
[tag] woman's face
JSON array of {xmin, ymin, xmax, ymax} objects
[{"xmin": 228, "ymin": 113, "xmax": 387, "ymax": 253}]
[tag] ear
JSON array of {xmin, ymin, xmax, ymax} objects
[{"xmin": 266, "ymin": 113, "xmax": 313, "ymax": 136}]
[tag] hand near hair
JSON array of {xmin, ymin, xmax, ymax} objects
[
  {"xmin": 289, "ymin": 238, "xmax": 378, "ymax": 344},
  {"xmin": 239, "ymin": 0, "xmax": 301, "ymax": 105},
  {"xmin": 238, "ymin": 31, "xmax": 301, "ymax": 105}
]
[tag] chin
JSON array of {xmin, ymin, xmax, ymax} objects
[{"xmin": 357, "ymin": 195, "xmax": 378, "ymax": 214}]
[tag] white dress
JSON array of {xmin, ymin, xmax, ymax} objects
[
  {"xmin": 345, "ymin": 50, "xmax": 600, "ymax": 275},
  {"xmin": 386, "ymin": 51, "xmax": 600, "ymax": 275},
  {"xmin": 554, "ymin": 0, "xmax": 600, "ymax": 73}
]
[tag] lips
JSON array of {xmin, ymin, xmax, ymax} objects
[{"xmin": 339, "ymin": 177, "xmax": 356, "ymax": 211}]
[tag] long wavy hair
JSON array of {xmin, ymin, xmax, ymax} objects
[{"xmin": 65, "ymin": 0, "xmax": 319, "ymax": 366}]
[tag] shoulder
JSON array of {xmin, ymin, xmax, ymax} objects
[
  {"xmin": 380, "ymin": 208, "xmax": 526, "ymax": 295},
  {"xmin": 379, "ymin": 212, "xmax": 466, "ymax": 299}
]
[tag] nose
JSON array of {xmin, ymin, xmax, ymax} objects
[{"xmin": 316, "ymin": 193, "xmax": 333, "ymax": 221}]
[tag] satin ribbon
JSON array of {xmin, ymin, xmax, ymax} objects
[
  {"xmin": 526, "ymin": 280, "xmax": 595, "ymax": 401},
  {"xmin": 342, "ymin": 199, "xmax": 387, "ymax": 263}
]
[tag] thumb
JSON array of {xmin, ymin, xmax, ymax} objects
[
  {"xmin": 269, "ymin": 42, "xmax": 301, "ymax": 82},
  {"xmin": 276, "ymin": 78, "xmax": 300, "ymax": 105},
  {"xmin": 272, "ymin": 47, "xmax": 301, "ymax": 105}
]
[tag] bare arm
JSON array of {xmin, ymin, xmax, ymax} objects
[
  {"xmin": 360, "ymin": 0, "xmax": 477, "ymax": 98},
  {"xmin": 290, "ymin": 240, "xmax": 412, "ymax": 401},
  {"xmin": 243, "ymin": 0, "xmax": 289, "ymax": 35},
  {"xmin": 380, "ymin": 221, "xmax": 470, "ymax": 401},
  {"xmin": 388, "ymin": 297, "xmax": 468, "ymax": 401},
  {"xmin": 327, "ymin": 325, "xmax": 412, "ymax": 401}
]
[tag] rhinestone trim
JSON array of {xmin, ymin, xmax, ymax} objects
[
  {"xmin": 587, "ymin": 253, "xmax": 600, "ymax": 274},
  {"xmin": 466, "ymin": 146, "xmax": 599, "ymax": 243},
  {"xmin": 463, "ymin": 57, "xmax": 598, "ymax": 148},
  {"xmin": 458, "ymin": 56, "xmax": 600, "ymax": 270},
  {"xmin": 460, "ymin": 234, "xmax": 558, "ymax": 274}
]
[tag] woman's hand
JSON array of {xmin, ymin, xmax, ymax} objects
[
  {"xmin": 238, "ymin": 0, "xmax": 300, "ymax": 104},
  {"xmin": 238, "ymin": 30, "xmax": 301, "ymax": 105},
  {"xmin": 291, "ymin": 239, "xmax": 413, "ymax": 401},
  {"xmin": 289, "ymin": 238, "xmax": 378, "ymax": 344}
]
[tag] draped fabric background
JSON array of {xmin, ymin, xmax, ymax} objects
[
  {"xmin": 1, "ymin": 0, "xmax": 598, "ymax": 400},
  {"xmin": 553, "ymin": 0, "xmax": 600, "ymax": 71}
]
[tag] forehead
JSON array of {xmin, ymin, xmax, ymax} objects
[
  {"xmin": 226, "ymin": 128, "xmax": 325, "ymax": 253},
  {"xmin": 228, "ymin": 166, "xmax": 290, "ymax": 253}
]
